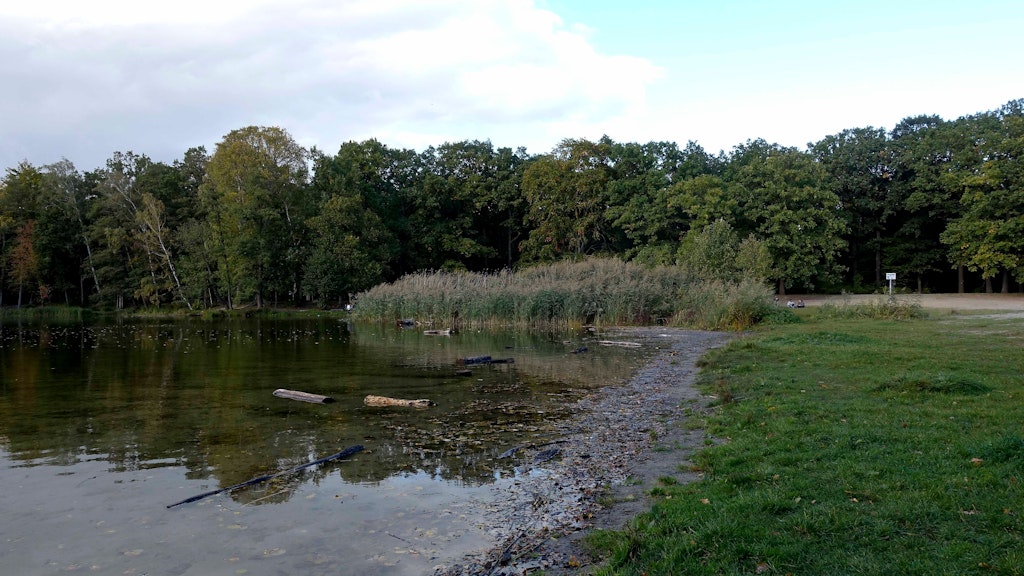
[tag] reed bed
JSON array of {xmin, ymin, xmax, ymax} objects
[
  {"xmin": 0, "ymin": 306, "xmax": 93, "ymax": 323},
  {"xmin": 813, "ymin": 294, "xmax": 926, "ymax": 320},
  {"xmin": 353, "ymin": 258, "xmax": 779, "ymax": 330}
]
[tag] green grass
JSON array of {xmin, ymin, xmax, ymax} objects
[{"xmin": 587, "ymin": 314, "xmax": 1024, "ymax": 575}]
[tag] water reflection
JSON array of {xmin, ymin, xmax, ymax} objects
[{"xmin": 0, "ymin": 317, "xmax": 647, "ymax": 503}]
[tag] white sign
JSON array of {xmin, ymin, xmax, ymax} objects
[{"xmin": 885, "ymin": 273, "xmax": 896, "ymax": 280}]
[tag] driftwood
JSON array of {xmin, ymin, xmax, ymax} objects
[
  {"xmin": 423, "ymin": 329, "xmax": 452, "ymax": 336},
  {"xmin": 273, "ymin": 389, "xmax": 335, "ymax": 404},
  {"xmin": 455, "ymin": 369, "xmax": 473, "ymax": 377},
  {"xmin": 364, "ymin": 394, "xmax": 436, "ymax": 408},
  {"xmin": 166, "ymin": 445, "xmax": 364, "ymax": 509}
]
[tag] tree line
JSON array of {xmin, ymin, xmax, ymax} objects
[{"xmin": 1, "ymin": 99, "xmax": 1022, "ymax": 310}]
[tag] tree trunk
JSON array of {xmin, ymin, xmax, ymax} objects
[
  {"xmin": 1002, "ymin": 272, "xmax": 1010, "ymax": 294},
  {"xmin": 958, "ymin": 265, "xmax": 965, "ymax": 294},
  {"xmin": 81, "ymin": 232, "xmax": 101, "ymax": 295},
  {"xmin": 777, "ymin": 277, "xmax": 786, "ymax": 296},
  {"xmin": 874, "ymin": 231, "xmax": 882, "ymax": 288},
  {"xmin": 985, "ymin": 277, "xmax": 993, "ymax": 294}
]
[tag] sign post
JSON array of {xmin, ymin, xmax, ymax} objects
[{"xmin": 885, "ymin": 272, "xmax": 896, "ymax": 299}]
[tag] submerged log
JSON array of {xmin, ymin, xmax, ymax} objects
[
  {"xmin": 273, "ymin": 389, "xmax": 335, "ymax": 404},
  {"xmin": 167, "ymin": 445, "xmax": 364, "ymax": 509},
  {"xmin": 456, "ymin": 355, "xmax": 515, "ymax": 365},
  {"xmin": 597, "ymin": 340, "xmax": 642, "ymax": 348},
  {"xmin": 532, "ymin": 448, "xmax": 561, "ymax": 463},
  {"xmin": 423, "ymin": 329, "xmax": 452, "ymax": 336},
  {"xmin": 364, "ymin": 394, "xmax": 436, "ymax": 408},
  {"xmin": 496, "ymin": 439, "xmax": 568, "ymax": 460}
]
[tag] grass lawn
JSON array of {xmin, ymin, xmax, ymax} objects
[{"xmin": 588, "ymin": 311, "xmax": 1024, "ymax": 575}]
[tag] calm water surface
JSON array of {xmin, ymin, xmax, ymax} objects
[{"xmin": 0, "ymin": 317, "xmax": 647, "ymax": 575}]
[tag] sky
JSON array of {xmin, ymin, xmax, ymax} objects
[{"xmin": 2, "ymin": 0, "xmax": 1023, "ymax": 172}]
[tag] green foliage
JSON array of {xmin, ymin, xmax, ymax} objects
[
  {"xmin": 202, "ymin": 126, "xmax": 310, "ymax": 309},
  {"xmin": 940, "ymin": 107, "xmax": 1024, "ymax": 284},
  {"xmin": 520, "ymin": 138, "xmax": 615, "ymax": 261},
  {"xmin": 731, "ymin": 142, "xmax": 849, "ymax": 292},
  {"xmin": 677, "ymin": 219, "xmax": 771, "ymax": 283},
  {"xmin": 4, "ymin": 98, "xmax": 1024, "ymax": 309}
]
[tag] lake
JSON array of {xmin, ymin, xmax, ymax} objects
[{"xmin": 0, "ymin": 316, "xmax": 648, "ymax": 575}]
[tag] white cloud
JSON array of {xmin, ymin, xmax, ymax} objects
[{"xmin": 0, "ymin": 0, "xmax": 662, "ymax": 169}]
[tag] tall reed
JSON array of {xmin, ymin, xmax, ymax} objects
[
  {"xmin": 353, "ymin": 258, "xmax": 777, "ymax": 330},
  {"xmin": 813, "ymin": 295, "xmax": 926, "ymax": 320},
  {"xmin": 0, "ymin": 306, "xmax": 93, "ymax": 323}
]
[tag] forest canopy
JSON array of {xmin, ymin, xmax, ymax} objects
[{"xmin": 1, "ymin": 100, "xmax": 1022, "ymax": 310}]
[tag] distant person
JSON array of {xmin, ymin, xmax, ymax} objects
[
  {"xmin": 796, "ymin": 299, "xmax": 805, "ymax": 308},
  {"xmin": 787, "ymin": 300, "xmax": 795, "ymax": 308}
]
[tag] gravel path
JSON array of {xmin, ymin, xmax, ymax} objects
[{"xmin": 435, "ymin": 328, "xmax": 734, "ymax": 575}]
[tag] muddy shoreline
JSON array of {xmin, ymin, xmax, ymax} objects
[{"xmin": 436, "ymin": 328, "xmax": 734, "ymax": 575}]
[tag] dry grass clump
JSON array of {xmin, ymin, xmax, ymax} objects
[
  {"xmin": 354, "ymin": 258, "xmax": 777, "ymax": 330},
  {"xmin": 813, "ymin": 295, "xmax": 925, "ymax": 320}
]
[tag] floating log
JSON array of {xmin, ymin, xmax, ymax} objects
[
  {"xmin": 273, "ymin": 389, "xmax": 335, "ymax": 404},
  {"xmin": 423, "ymin": 329, "xmax": 452, "ymax": 336},
  {"xmin": 597, "ymin": 340, "xmax": 642, "ymax": 348},
  {"xmin": 490, "ymin": 358, "xmax": 515, "ymax": 364},
  {"xmin": 167, "ymin": 445, "xmax": 364, "ymax": 509},
  {"xmin": 455, "ymin": 369, "xmax": 473, "ymax": 377},
  {"xmin": 364, "ymin": 394, "xmax": 436, "ymax": 408},
  {"xmin": 397, "ymin": 319, "xmax": 416, "ymax": 327}
]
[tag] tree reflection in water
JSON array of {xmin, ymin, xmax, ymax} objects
[{"xmin": 0, "ymin": 317, "xmax": 647, "ymax": 503}]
